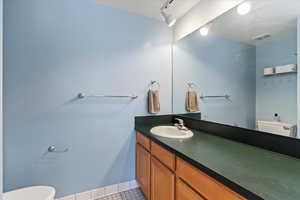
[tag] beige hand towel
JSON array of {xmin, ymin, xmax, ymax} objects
[
  {"xmin": 186, "ymin": 91, "xmax": 199, "ymax": 112},
  {"xmin": 148, "ymin": 90, "xmax": 160, "ymax": 114}
]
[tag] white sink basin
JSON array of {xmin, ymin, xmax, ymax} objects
[{"xmin": 150, "ymin": 126, "xmax": 193, "ymax": 139}]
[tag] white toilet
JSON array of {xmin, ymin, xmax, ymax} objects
[
  {"xmin": 257, "ymin": 120, "xmax": 297, "ymax": 137},
  {"xmin": 3, "ymin": 186, "xmax": 56, "ymax": 200}
]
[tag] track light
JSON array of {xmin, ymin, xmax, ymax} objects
[{"xmin": 160, "ymin": 0, "xmax": 177, "ymax": 27}]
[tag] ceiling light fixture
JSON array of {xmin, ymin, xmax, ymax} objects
[{"xmin": 237, "ymin": 2, "xmax": 251, "ymax": 15}]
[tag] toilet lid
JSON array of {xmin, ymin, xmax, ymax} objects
[{"xmin": 4, "ymin": 186, "xmax": 55, "ymax": 200}]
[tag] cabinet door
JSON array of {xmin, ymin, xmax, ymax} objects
[
  {"xmin": 136, "ymin": 144, "xmax": 151, "ymax": 199},
  {"xmin": 151, "ymin": 157, "xmax": 175, "ymax": 200},
  {"xmin": 176, "ymin": 178, "xmax": 205, "ymax": 200}
]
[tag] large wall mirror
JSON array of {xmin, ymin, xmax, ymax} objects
[{"xmin": 173, "ymin": 0, "xmax": 299, "ymax": 138}]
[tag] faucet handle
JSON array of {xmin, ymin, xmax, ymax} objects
[{"xmin": 175, "ymin": 118, "xmax": 184, "ymax": 124}]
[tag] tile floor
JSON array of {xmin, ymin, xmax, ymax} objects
[{"xmin": 96, "ymin": 188, "xmax": 146, "ymax": 200}]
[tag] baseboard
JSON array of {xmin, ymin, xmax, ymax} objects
[{"xmin": 56, "ymin": 180, "xmax": 139, "ymax": 200}]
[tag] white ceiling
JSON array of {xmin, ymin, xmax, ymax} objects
[
  {"xmin": 211, "ymin": 0, "xmax": 300, "ymax": 45},
  {"xmin": 173, "ymin": 0, "xmax": 244, "ymax": 40},
  {"xmin": 96, "ymin": 0, "xmax": 300, "ymax": 44},
  {"xmin": 96, "ymin": 0, "xmax": 201, "ymax": 21}
]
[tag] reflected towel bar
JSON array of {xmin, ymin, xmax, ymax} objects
[
  {"xmin": 78, "ymin": 93, "xmax": 138, "ymax": 99},
  {"xmin": 200, "ymin": 95, "xmax": 230, "ymax": 99}
]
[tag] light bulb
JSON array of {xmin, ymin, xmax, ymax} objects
[
  {"xmin": 200, "ymin": 26, "xmax": 209, "ymax": 36},
  {"xmin": 168, "ymin": 19, "xmax": 177, "ymax": 27},
  {"xmin": 237, "ymin": 2, "xmax": 251, "ymax": 15}
]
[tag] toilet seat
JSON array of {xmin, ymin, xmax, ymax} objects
[{"xmin": 4, "ymin": 186, "xmax": 56, "ymax": 200}]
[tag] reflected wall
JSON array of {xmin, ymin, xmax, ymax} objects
[
  {"xmin": 172, "ymin": 0, "xmax": 299, "ymax": 136},
  {"xmin": 173, "ymin": 32, "xmax": 256, "ymax": 129}
]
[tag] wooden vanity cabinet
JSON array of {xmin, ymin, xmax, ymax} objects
[
  {"xmin": 151, "ymin": 157, "xmax": 175, "ymax": 200},
  {"xmin": 151, "ymin": 141, "xmax": 175, "ymax": 171},
  {"xmin": 137, "ymin": 132, "xmax": 151, "ymax": 151},
  {"xmin": 136, "ymin": 132, "xmax": 152, "ymax": 199},
  {"xmin": 136, "ymin": 132, "xmax": 246, "ymax": 200},
  {"xmin": 136, "ymin": 143, "xmax": 151, "ymax": 199},
  {"xmin": 176, "ymin": 157, "xmax": 225, "ymax": 200},
  {"xmin": 176, "ymin": 178, "xmax": 205, "ymax": 200},
  {"xmin": 176, "ymin": 158, "xmax": 246, "ymax": 200}
]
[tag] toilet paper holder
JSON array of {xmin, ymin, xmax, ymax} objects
[{"xmin": 48, "ymin": 145, "xmax": 69, "ymax": 153}]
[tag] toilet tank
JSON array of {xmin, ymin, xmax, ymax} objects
[{"xmin": 256, "ymin": 120, "xmax": 297, "ymax": 137}]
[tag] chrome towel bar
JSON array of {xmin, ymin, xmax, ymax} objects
[
  {"xmin": 200, "ymin": 95, "xmax": 230, "ymax": 99},
  {"xmin": 78, "ymin": 93, "xmax": 138, "ymax": 99}
]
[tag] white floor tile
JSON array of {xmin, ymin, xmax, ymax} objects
[
  {"xmin": 118, "ymin": 181, "xmax": 131, "ymax": 192},
  {"xmin": 75, "ymin": 191, "xmax": 92, "ymax": 200},
  {"xmin": 92, "ymin": 188, "xmax": 105, "ymax": 199},
  {"xmin": 56, "ymin": 194, "xmax": 75, "ymax": 200},
  {"xmin": 104, "ymin": 184, "xmax": 118, "ymax": 196},
  {"xmin": 130, "ymin": 180, "xmax": 139, "ymax": 189}
]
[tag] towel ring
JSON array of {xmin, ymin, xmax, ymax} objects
[{"xmin": 150, "ymin": 81, "xmax": 160, "ymax": 90}]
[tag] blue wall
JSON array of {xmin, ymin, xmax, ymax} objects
[
  {"xmin": 256, "ymin": 28, "xmax": 297, "ymax": 124},
  {"xmin": 173, "ymin": 33, "xmax": 256, "ymax": 129},
  {"xmin": 4, "ymin": 0, "xmax": 172, "ymax": 197}
]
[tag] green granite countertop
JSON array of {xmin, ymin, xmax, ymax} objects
[{"xmin": 136, "ymin": 124, "xmax": 300, "ymax": 200}]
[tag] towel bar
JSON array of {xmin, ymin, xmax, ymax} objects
[
  {"xmin": 78, "ymin": 93, "xmax": 138, "ymax": 99},
  {"xmin": 200, "ymin": 95, "xmax": 230, "ymax": 99}
]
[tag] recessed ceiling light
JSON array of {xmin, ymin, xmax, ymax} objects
[
  {"xmin": 199, "ymin": 26, "xmax": 209, "ymax": 36},
  {"xmin": 237, "ymin": 2, "xmax": 251, "ymax": 15}
]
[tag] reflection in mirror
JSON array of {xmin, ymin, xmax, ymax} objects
[{"xmin": 173, "ymin": 0, "xmax": 299, "ymax": 137}]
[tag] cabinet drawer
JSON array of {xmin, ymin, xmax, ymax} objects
[
  {"xmin": 176, "ymin": 158, "xmax": 224, "ymax": 200},
  {"xmin": 223, "ymin": 187, "xmax": 246, "ymax": 200},
  {"xmin": 176, "ymin": 178, "xmax": 205, "ymax": 200},
  {"xmin": 151, "ymin": 142, "xmax": 175, "ymax": 171},
  {"xmin": 137, "ymin": 132, "xmax": 151, "ymax": 151}
]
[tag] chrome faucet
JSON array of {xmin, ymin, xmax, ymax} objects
[{"xmin": 174, "ymin": 118, "xmax": 189, "ymax": 131}]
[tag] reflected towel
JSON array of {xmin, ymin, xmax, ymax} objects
[
  {"xmin": 186, "ymin": 91, "xmax": 199, "ymax": 112},
  {"xmin": 148, "ymin": 90, "xmax": 160, "ymax": 114}
]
